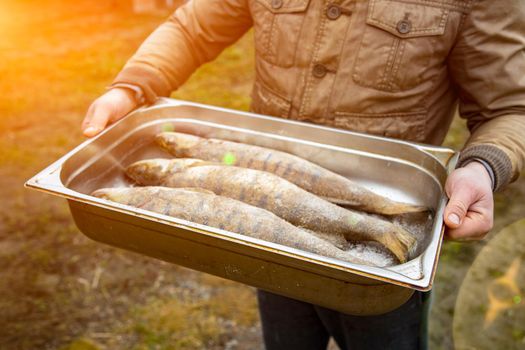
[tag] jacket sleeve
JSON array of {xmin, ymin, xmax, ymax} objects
[
  {"xmin": 112, "ymin": 0, "xmax": 252, "ymax": 103},
  {"xmin": 448, "ymin": 0, "xmax": 525, "ymax": 191}
]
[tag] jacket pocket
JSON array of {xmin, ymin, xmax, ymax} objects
[
  {"xmin": 352, "ymin": 0, "xmax": 449, "ymax": 92},
  {"xmin": 332, "ymin": 111, "xmax": 426, "ymax": 142},
  {"xmin": 250, "ymin": 80, "xmax": 292, "ymax": 118},
  {"xmin": 251, "ymin": 0, "xmax": 310, "ymax": 67}
]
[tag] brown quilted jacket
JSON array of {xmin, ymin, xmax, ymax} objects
[{"xmin": 113, "ymin": 0, "xmax": 525, "ymax": 190}]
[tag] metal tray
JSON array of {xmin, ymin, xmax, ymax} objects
[{"xmin": 26, "ymin": 98, "xmax": 458, "ymax": 315}]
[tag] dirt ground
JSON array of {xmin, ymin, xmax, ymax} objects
[{"xmin": 1, "ymin": 1, "xmax": 524, "ymax": 349}]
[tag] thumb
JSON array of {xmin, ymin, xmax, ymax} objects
[
  {"xmin": 444, "ymin": 185, "xmax": 473, "ymax": 229},
  {"xmin": 82, "ymin": 88, "xmax": 138, "ymax": 137},
  {"xmin": 82, "ymin": 103, "xmax": 114, "ymax": 137}
]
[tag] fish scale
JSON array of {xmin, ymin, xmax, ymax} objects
[
  {"xmin": 91, "ymin": 187, "xmax": 373, "ymax": 266},
  {"xmin": 156, "ymin": 132, "xmax": 428, "ymax": 215},
  {"xmin": 126, "ymin": 158, "xmax": 416, "ymax": 263}
]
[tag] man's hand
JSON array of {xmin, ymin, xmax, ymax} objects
[
  {"xmin": 82, "ymin": 88, "xmax": 139, "ymax": 137},
  {"xmin": 444, "ymin": 161, "xmax": 494, "ymax": 240}
]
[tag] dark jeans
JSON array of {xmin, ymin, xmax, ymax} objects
[{"xmin": 257, "ymin": 289, "xmax": 431, "ymax": 350}]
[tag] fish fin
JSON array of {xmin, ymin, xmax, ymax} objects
[
  {"xmin": 186, "ymin": 160, "xmax": 221, "ymax": 168},
  {"xmin": 306, "ymin": 229, "xmax": 350, "ymax": 250},
  {"xmin": 178, "ymin": 187, "xmax": 216, "ymax": 195},
  {"xmin": 321, "ymin": 196, "xmax": 362, "ymax": 207},
  {"xmin": 165, "ymin": 158, "xmax": 219, "ymax": 168},
  {"xmin": 325, "ymin": 196, "xmax": 429, "ymax": 216}
]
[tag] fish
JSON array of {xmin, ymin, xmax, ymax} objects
[
  {"xmin": 156, "ymin": 132, "xmax": 427, "ymax": 216},
  {"xmin": 91, "ymin": 186, "xmax": 375, "ymax": 266},
  {"xmin": 126, "ymin": 158, "xmax": 416, "ymax": 263}
]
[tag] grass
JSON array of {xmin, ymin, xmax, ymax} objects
[
  {"xmin": 1, "ymin": 1, "xmax": 524, "ymax": 349},
  {"xmin": 128, "ymin": 279, "xmax": 258, "ymax": 350},
  {"xmin": 1, "ymin": 1, "xmax": 259, "ymax": 349}
]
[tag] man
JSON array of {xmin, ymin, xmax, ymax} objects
[{"xmin": 81, "ymin": 0, "xmax": 525, "ymax": 348}]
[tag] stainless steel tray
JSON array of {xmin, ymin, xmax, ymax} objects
[{"xmin": 26, "ymin": 98, "xmax": 458, "ymax": 315}]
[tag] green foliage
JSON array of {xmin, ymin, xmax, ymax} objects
[
  {"xmin": 439, "ymin": 241, "xmax": 463, "ymax": 262},
  {"xmin": 60, "ymin": 338, "xmax": 101, "ymax": 350},
  {"xmin": 442, "ymin": 114, "xmax": 469, "ymax": 150},
  {"xmin": 127, "ymin": 281, "xmax": 258, "ymax": 349}
]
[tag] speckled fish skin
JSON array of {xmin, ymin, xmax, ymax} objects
[
  {"xmin": 126, "ymin": 159, "xmax": 416, "ymax": 263},
  {"xmin": 91, "ymin": 187, "xmax": 373, "ymax": 266},
  {"xmin": 156, "ymin": 132, "xmax": 427, "ymax": 216}
]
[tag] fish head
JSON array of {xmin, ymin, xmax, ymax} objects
[
  {"xmin": 126, "ymin": 158, "xmax": 207, "ymax": 185},
  {"xmin": 91, "ymin": 187, "xmax": 131, "ymax": 202},
  {"xmin": 156, "ymin": 132, "xmax": 201, "ymax": 157},
  {"xmin": 126, "ymin": 158, "xmax": 174, "ymax": 185}
]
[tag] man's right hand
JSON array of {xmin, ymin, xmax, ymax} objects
[{"xmin": 82, "ymin": 88, "xmax": 139, "ymax": 137}]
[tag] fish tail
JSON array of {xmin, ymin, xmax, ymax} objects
[
  {"xmin": 389, "ymin": 226, "xmax": 417, "ymax": 263},
  {"xmin": 396, "ymin": 227, "xmax": 417, "ymax": 251},
  {"xmin": 378, "ymin": 232, "xmax": 410, "ymax": 263},
  {"xmin": 358, "ymin": 223, "xmax": 415, "ymax": 263},
  {"xmin": 342, "ymin": 226, "xmax": 411, "ymax": 263}
]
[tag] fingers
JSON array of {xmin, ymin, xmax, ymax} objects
[
  {"xmin": 443, "ymin": 165, "xmax": 494, "ymax": 241},
  {"xmin": 82, "ymin": 101, "xmax": 114, "ymax": 137},
  {"xmin": 444, "ymin": 182, "xmax": 474, "ymax": 229},
  {"xmin": 81, "ymin": 88, "xmax": 139, "ymax": 137},
  {"xmin": 445, "ymin": 210, "xmax": 493, "ymax": 241}
]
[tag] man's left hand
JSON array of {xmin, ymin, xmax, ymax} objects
[{"xmin": 443, "ymin": 161, "xmax": 494, "ymax": 240}]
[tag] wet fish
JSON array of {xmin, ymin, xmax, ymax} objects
[
  {"xmin": 126, "ymin": 159, "xmax": 416, "ymax": 262},
  {"xmin": 156, "ymin": 132, "xmax": 427, "ymax": 216},
  {"xmin": 92, "ymin": 186, "xmax": 374, "ymax": 266}
]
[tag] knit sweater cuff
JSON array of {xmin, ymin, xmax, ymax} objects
[
  {"xmin": 457, "ymin": 144, "xmax": 513, "ymax": 192},
  {"xmin": 111, "ymin": 66, "xmax": 172, "ymax": 104}
]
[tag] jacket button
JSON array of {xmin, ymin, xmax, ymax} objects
[
  {"xmin": 313, "ymin": 64, "xmax": 327, "ymax": 78},
  {"xmin": 396, "ymin": 19, "xmax": 412, "ymax": 34},
  {"xmin": 271, "ymin": 0, "xmax": 283, "ymax": 9},
  {"xmin": 326, "ymin": 5, "xmax": 342, "ymax": 20}
]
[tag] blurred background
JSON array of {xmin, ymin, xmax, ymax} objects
[{"xmin": 1, "ymin": 1, "xmax": 524, "ymax": 349}]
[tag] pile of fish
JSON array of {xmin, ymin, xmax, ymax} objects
[{"xmin": 93, "ymin": 132, "xmax": 428, "ymax": 267}]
